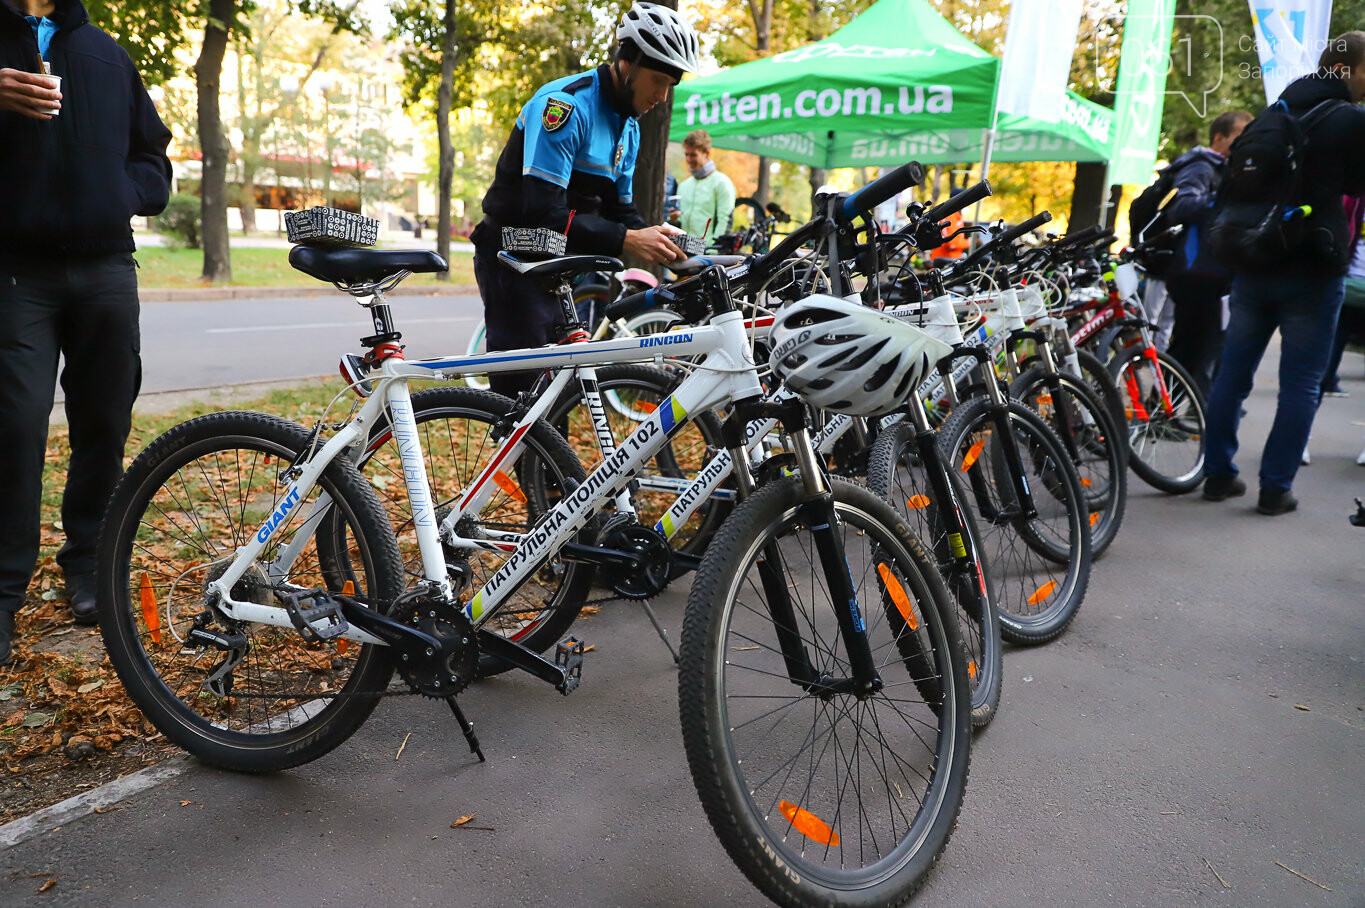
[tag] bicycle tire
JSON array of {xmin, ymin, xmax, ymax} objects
[
  {"xmin": 1010, "ymin": 367, "xmax": 1128, "ymax": 557},
  {"xmin": 354, "ymin": 386, "xmax": 595, "ymax": 676},
  {"xmin": 548, "ymin": 363, "xmax": 731, "ymax": 557},
  {"xmin": 867, "ymin": 421, "xmax": 1003, "ymax": 728},
  {"xmin": 96, "ymin": 411, "xmax": 405, "ymax": 772},
  {"xmin": 1108, "ymin": 344, "xmax": 1207, "ymax": 494},
  {"xmin": 679, "ymin": 476, "xmax": 971, "ymax": 907},
  {"xmin": 936, "ymin": 397, "xmax": 1091, "ymax": 644},
  {"xmin": 1074, "ymin": 348, "xmax": 1128, "ymax": 443}
]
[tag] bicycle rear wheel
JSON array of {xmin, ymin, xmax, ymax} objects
[
  {"xmin": 1010, "ymin": 368, "xmax": 1127, "ymax": 556},
  {"xmin": 868, "ymin": 422, "xmax": 1003, "ymax": 728},
  {"xmin": 680, "ymin": 477, "xmax": 971, "ymax": 907},
  {"xmin": 1108, "ymin": 344, "xmax": 1206, "ymax": 494},
  {"xmin": 97, "ymin": 412, "xmax": 404, "ymax": 772},
  {"xmin": 936, "ymin": 398, "xmax": 1091, "ymax": 644}
]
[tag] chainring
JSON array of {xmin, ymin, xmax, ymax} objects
[
  {"xmin": 598, "ymin": 519, "xmax": 674, "ymax": 600},
  {"xmin": 393, "ymin": 594, "xmax": 479, "ymax": 699}
]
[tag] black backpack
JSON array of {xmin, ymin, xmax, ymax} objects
[
  {"xmin": 1127, "ymin": 158, "xmax": 1194, "ymax": 275},
  {"xmin": 1206, "ymin": 98, "xmax": 1346, "ymax": 271}
]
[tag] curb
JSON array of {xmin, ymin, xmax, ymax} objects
[
  {"xmin": 0, "ymin": 757, "xmax": 188, "ymax": 851},
  {"xmin": 140, "ymin": 283, "xmax": 480, "ymax": 303}
]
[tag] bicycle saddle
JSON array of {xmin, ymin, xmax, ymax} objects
[
  {"xmin": 670, "ymin": 254, "xmax": 746, "ymax": 278},
  {"xmin": 289, "ymin": 246, "xmax": 449, "ymax": 285},
  {"xmin": 497, "ymin": 251, "xmax": 624, "ymax": 282}
]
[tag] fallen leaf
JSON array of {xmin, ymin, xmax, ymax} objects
[
  {"xmin": 37, "ymin": 879, "xmax": 56, "ymax": 893},
  {"xmin": 1293, "ymin": 704, "xmax": 1310, "ymax": 711},
  {"xmin": 180, "ymin": 800, "xmax": 192, "ymax": 807},
  {"xmin": 76, "ymin": 680, "xmax": 104, "ymax": 694},
  {"xmin": 451, "ymin": 814, "xmax": 476, "ymax": 827},
  {"xmin": 21, "ymin": 712, "xmax": 51, "ymax": 728}
]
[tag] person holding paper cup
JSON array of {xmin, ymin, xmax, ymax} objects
[{"xmin": 0, "ymin": 0, "xmax": 172, "ymax": 666}]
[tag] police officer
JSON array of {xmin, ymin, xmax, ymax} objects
[{"xmin": 470, "ymin": 2, "xmax": 700, "ymax": 396}]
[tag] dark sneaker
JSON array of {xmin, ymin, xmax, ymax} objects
[
  {"xmin": 1202, "ymin": 473, "xmax": 1247, "ymax": 501},
  {"xmin": 1257, "ymin": 487, "xmax": 1298, "ymax": 516},
  {"xmin": 67, "ymin": 576, "xmax": 99, "ymax": 626},
  {"xmin": 0, "ymin": 612, "xmax": 14, "ymax": 668}
]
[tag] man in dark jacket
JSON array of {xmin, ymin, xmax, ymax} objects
[
  {"xmin": 1162, "ymin": 110, "xmax": 1251, "ymax": 395},
  {"xmin": 1201, "ymin": 32, "xmax": 1365, "ymax": 515},
  {"xmin": 0, "ymin": 0, "xmax": 172, "ymax": 665}
]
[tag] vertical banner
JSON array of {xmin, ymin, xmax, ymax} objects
[
  {"xmin": 997, "ymin": 0, "xmax": 1085, "ymax": 123},
  {"xmin": 1250, "ymin": 0, "xmax": 1334, "ymax": 104},
  {"xmin": 1108, "ymin": 0, "xmax": 1177, "ymax": 185}
]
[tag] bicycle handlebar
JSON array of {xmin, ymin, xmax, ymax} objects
[
  {"xmin": 922, "ymin": 180, "xmax": 992, "ymax": 225},
  {"xmin": 840, "ymin": 161, "xmax": 925, "ymax": 220},
  {"xmin": 953, "ymin": 211, "xmax": 1052, "ymax": 272}
]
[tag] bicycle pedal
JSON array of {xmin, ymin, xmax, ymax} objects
[
  {"xmin": 554, "ymin": 637, "xmax": 587, "ymax": 695},
  {"xmin": 281, "ymin": 589, "xmax": 351, "ymax": 642}
]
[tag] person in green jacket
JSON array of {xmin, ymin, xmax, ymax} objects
[{"xmin": 677, "ymin": 129, "xmax": 735, "ymax": 247}]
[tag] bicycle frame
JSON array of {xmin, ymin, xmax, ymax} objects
[{"xmin": 207, "ymin": 309, "xmax": 764, "ymax": 643}]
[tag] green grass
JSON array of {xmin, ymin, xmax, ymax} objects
[{"xmin": 135, "ymin": 246, "xmax": 476, "ymax": 289}]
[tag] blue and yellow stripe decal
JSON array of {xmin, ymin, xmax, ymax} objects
[
  {"xmin": 657, "ymin": 512, "xmax": 677, "ymax": 537},
  {"xmin": 466, "ymin": 591, "xmax": 485, "ymax": 623},
  {"xmin": 660, "ymin": 395, "xmax": 687, "ymax": 434}
]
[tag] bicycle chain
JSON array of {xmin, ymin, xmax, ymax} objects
[{"xmin": 204, "ymin": 594, "xmax": 630, "ymax": 701}]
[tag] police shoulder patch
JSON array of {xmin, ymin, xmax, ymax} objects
[{"xmin": 542, "ymin": 97, "xmax": 574, "ymax": 133}]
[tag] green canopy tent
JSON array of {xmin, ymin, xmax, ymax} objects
[{"xmin": 669, "ymin": 0, "xmax": 1112, "ymax": 170}]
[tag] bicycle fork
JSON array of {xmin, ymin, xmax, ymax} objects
[{"xmin": 730, "ymin": 400, "xmax": 882, "ymax": 698}]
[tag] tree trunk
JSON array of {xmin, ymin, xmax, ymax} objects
[
  {"xmin": 749, "ymin": 0, "xmax": 774, "ymax": 207},
  {"xmin": 196, "ymin": 0, "xmax": 234, "ymax": 283},
  {"xmin": 1069, "ymin": 162, "xmax": 1118, "ymax": 230},
  {"xmin": 754, "ymin": 156, "xmax": 770, "ymax": 206},
  {"xmin": 435, "ymin": 0, "xmax": 455, "ymax": 280},
  {"xmin": 237, "ymin": 37, "xmax": 255, "ymax": 235}
]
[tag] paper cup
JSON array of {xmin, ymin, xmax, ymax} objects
[{"xmin": 43, "ymin": 74, "xmax": 61, "ymax": 117}]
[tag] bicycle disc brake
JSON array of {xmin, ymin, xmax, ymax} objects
[{"xmin": 393, "ymin": 593, "xmax": 478, "ymax": 699}]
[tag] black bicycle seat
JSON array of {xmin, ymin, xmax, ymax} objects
[
  {"xmin": 289, "ymin": 245, "xmax": 448, "ymax": 285},
  {"xmin": 670, "ymin": 254, "xmax": 746, "ymax": 278},
  {"xmin": 497, "ymin": 251, "xmax": 624, "ymax": 283}
]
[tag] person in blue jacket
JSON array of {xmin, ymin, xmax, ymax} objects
[
  {"xmin": 1162, "ymin": 110, "xmax": 1252, "ymax": 396},
  {"xmin": 0, "ymin": 0, "xmax": 172, "ymax": 665},
  {"xmin": 470, "ymin": 2, "xmax": 700, "ymax": 396}
]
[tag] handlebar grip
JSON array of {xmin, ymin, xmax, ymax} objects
[
  {"xmin": 1053, "ymin": 224, "xmax": 1106, "ymax": 248},
  {"xmin": 841, "ymin": 161, "xmax": 925, "ymax": 219},
  {"xmin": 605, "ymin": 286, "xmax": 663, "ymax": 321},
  {"xmin": 922, "ymin": 180, "xmax": 992, "ymax": 224},
  {"xmin": 996, "ymin": 211, "xmax": 1053, "ymax": 246}
]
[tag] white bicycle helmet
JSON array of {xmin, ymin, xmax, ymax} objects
[
  {"xmin": 768, "ymin": 295, "xmax": 954, "ymax": 417},
  {"xmin": 617, "ymin": 2, "xmax": 701, "ymax": 76}
]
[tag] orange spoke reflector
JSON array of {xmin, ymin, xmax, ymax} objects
[
  {"xmin": 877, "ymin": 563, "xmax": 918, "ymax": 629},
  {"xmin": 968, "ymin": 661, "xmax": 978, "ymax": 680},
  {"xmin": 139, "ymin": 573, "xmax": 161, "ymax": 644},
  {"xmin": 1036, "ymin": 394, "xmax": 1052, "ymax": 404},
  {"xmin": 637, "ymin": 401, "xmax": 658, "ymax": 413},
  {"xmin": 1028, "ymin": 580, "xmax": 1058, "ymax": 606},
  {"xmin": 906, "ymin": 494, "xmax": 930, "ymax": 509},
  {"xmin": 960, "ymin": 438, "xmax": 986, "ymax": 472},
  {"xmin": 778, "ymin": 801, "xmax": 840, "ymax": 847},
  {"xmin": 493, "ymin": 471, "xmax": 527, "ymax": 503},
  {"xmin": 337, "ymin": 582, "xmax": 355, "ymax": 654},
  {"xmin": 1080, "ymin": 477, "xmax": 1093, "ymax": 487},
  {"xmin": 1089, "ymin": 512, "xmax": 1099, "ymax": 527}
]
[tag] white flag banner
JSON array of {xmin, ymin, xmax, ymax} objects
[
  {"xmin": 1249, "ymin": 0, "xmax": 1335, "ymax": 104},
  {"xmin": 996, "ymin": 0, "xmax": 1084, "ymax": 123}
]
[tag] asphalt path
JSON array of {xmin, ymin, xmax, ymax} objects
[
  {"xmin": 60, "ymin": 293, "xmax": 486, "ymax": 401},
  {"xmin": 9, "ymin": 348, "xmax": 1365, "ymax": 906}
]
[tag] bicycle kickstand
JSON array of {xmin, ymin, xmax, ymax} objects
[
  {"xmin": 446, "ymin": 697, "xmax": 486, "ymax": 762},
  {"xmin": 638, "ymin": 599, "xmax": 680, "ymax": 664}
]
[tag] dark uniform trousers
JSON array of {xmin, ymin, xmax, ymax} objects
[
  {"xmin": 473, "ymin": 249, "xmax": 563, "ymax": 398},
  {"xmin": 0, "ymin": 253, "xmax": 141, "ymax": 615}
]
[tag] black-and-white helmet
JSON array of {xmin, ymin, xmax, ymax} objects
[
  {"xmin": 768, "ymin": 295, "xmax": 954, "ymax": 417},
  {"xmin": 617, "ymin": 2, "xmax": 701, "ymax": 76}
]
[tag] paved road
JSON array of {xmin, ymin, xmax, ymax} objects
[
  {"xmin": 8, "ymin": 353, "xmax": 1364, "ymax": 906},
  {"xmin": 131, "ymin": 293, "xmax": 485, "ymax": 395}
]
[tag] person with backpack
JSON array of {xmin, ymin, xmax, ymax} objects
[
  {"xmin": 1158, "ymin": 112, "xmax": 1253, "ymax": 393},
  {"xmin": 1129, "ymin": 112, "xmax": 1251, "ymax": 357},
  {"xmin": 1200, "ymin": 32, "xmax": 1365, "ymax": 515}
]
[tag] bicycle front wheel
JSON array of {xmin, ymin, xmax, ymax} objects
[
  {"xmin": 97, "ymin": 412, "xmax": 405, "ymax": 772},
  {"xmin": 1109, "ymin": 344, "xmax": 1206, "ymax": 494},
  {"xmin": 868, "ymin": 421, "xmax": 1003, "ymax": 728},
  {"xmin": 937, "ymin": 398, "xmax": 1091, "ymax": 644},
  {"xmin": 680, "ymin": 476, "xmax": 971, "ymax": 907}
]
